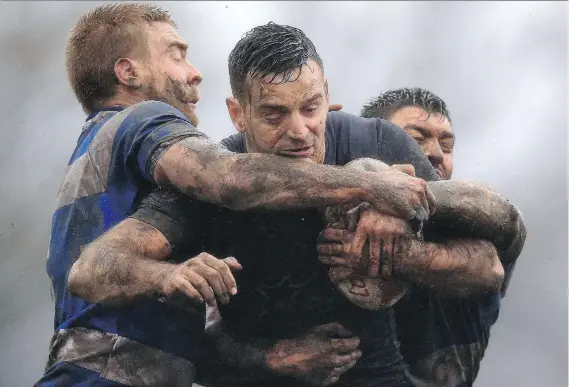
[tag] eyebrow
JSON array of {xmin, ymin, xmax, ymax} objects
[
  {"xmin": 168, "ymin": 40, "xmax": 189, "ymax": 52},
  {"xmin": 258, "ymin": 93, "xmax": 323, "ymax": 111},
  {"xmin": 405, "ymin": 124, "xmax": 455, "ymax": 139}
]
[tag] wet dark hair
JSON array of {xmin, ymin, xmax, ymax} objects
[
  {"xmin": 361, "ymin": 87, "xmax": 451, "ymax": 123},
  {"xmin": 228, "ymin": 22, "xmax": 324, "ymax": 102}
]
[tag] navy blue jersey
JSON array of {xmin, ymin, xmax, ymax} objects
[
  {"xmin": 394, "ymin": 268, "xmax": 512, "ymax": 387},
  {"xmin": 133, "ymin": 112, "xmax": 439, "ymax": 387},
  {"xmin": 39, "ymin": 101, "xmax": 207, "ymax": 387}
]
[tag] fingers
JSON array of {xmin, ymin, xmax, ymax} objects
[
  {"xmin": 368, "ymin": 232, "xmax": 380, "ymax": 277},
  {"xmin": 328, "ymin": 103, "xmax": 343, "ymax": 112},
  {"xmin": 380, "ymin": 238, "xmax": 396, "ymax": 277},
  {"xmin": 202, "ymin": 255, "xmax": 239, "ymax": 298},
  {"xmin": 329, "ymin": 337, "xmax": 361, "ymax": 352},
  {"xmin": 332, "ymin": 353, "xmax": 361, "ymax": 367},
  {"xmin": 327, "ymin": 358, "xmax": 358, "ymax": 382},
  {"xmin": 318, "ymin": 255, "xmax": 350, "ymax": 266},
  {"xmin": 222, "ymin": 256, "xmax": 243, "ymax": 272},
  {"xmin": 348, "ymin": 223, "xmax": 368, "ymax": 266},
  {"xmin": 184, "ymin": 270, "xmax": 217, "ymax": 306},
  {"xmin": 345, "ymin": 207, "xmax": 361, "ymax": 232},
  {"xmin": 317, "ymin": 242, "xmax": 345, "ymax": 257},
  {"xmin": 426, "ymin": 185, "xmax": 437, "ymax": 216},
  {"xmin": 169, "ymin": 275, "xmax": 203, "ymax": 303},
  {"xmin": 318, "ymin": 228, "xmax": 351, "ymax": 243}
]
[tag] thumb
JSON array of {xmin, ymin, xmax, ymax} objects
[
  {"xmin": 223, "ymin": 257, "xmax": 242, "ymax": 271},
  {"xmin": 391, "ymin": 164, "xmax": 416, "ymax": 177}
]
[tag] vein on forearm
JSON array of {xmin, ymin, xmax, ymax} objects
[
  {"xmin": 426, "ymin": 180, "xmax": 527, "ymax": 264},
  {"xmin": 68, "ymin": 220, "xmax": 172, "ymax": 306},
  {"xmin": 395, "ymin": 237, "xmax": 504, "ymax": 296},
  {"xmin": 156, "ymin": 138, "xmax": 372, "ymax": 211}
]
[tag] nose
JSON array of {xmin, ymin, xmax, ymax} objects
[
  {"xmin": 187, "ymin": 61, "xmax": 203, "ymax": 86},
  {"xmin": 287, "ymin": 113, "xmax": 310, "ymax": 142},
  {"xmin": 424, "ymin": 140, "xmax": 444, "ymax": 167}
]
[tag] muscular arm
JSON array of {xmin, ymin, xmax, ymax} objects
[
  {"xmin": 67, "ymin": 218, "xmax": 174, "ymax": 305},
  {"xmin": 68, "ymin": 190, "xmax": 240, "ymax": 306},
  {"xmin": 425, "ymin": 180, "xmax": 527, "ymax": 265},
  {"xmin": 394, "ymin": 237, "xmax": 504, "ymax": 297},
  {"xmin": 200, "ymin": 306, "xmax": 360, "ymax": 387},
  {"xmin": 199, "ymin": 307, "xmax": 275, "ymax": 385},
  {"xmin": 153, "ymin": 136, "xmax": 431, "ymax": 221},
  {"xmin": 321, "ymin": 158, "xmax": 527, "ymax": 296}
]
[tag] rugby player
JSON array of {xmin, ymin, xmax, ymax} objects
[
  {"xmin": 347, "ymin": 88, "xmax": 525, "ymax": 386},
  {"xmin": 69, "ymin": 23, "xmax": 525, "ymax": 387},
  {"xmin": 36, "ymin": 5, "xmax": 437, "ymax": 386}
]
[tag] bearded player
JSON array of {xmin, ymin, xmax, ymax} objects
[{"xmin": 69, "ymin": 24, "xmax": 526, "ymax": 387}]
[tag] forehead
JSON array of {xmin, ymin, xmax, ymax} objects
[
  {"xmin": 146, "ymin": 21, "xmax": 187, "ymax": 49},
  {"xmin": 248, "ymin": 60, "xmax": 325, "ymax": 107},
  {"xmin": 390, "ymin": 106, "xmax": 453, "ymax": 136}
]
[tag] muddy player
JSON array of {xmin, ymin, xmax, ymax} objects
[
  {"xmin": 69, "ymin": 23, "xmax": 525, "ymax": 387},
  {"xmin": 343, "ymin": 88, "xmax": 525, "ymax": 386},
  {"xmin": 36, "ymin": 5, "xmax": 438, "ymax": 386}
]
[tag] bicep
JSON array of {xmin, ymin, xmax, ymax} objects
[
  {"xmin": 101, "ymin": 217, "xmax": 173, "ymax": 261},
  {"xmin": 152, "ymin": 135, "xmax": 233, "ymax": 189},
  {"xmin": 116, "ymin": 101, "xmax": 208, "ymax": 182},
  {"xmin": 130, "ymin": 188, "xmax": 201, "ymax": 253}
]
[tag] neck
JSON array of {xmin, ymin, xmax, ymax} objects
[{"xmin": 102, "ymin": 90, "xmax": 147, "ymax": 110}]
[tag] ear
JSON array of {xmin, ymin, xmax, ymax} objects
[
  {"xmin": 226, "ymin": 97, "xmax": 247, "ymax": 133},
  {"xmin": 324, "ymin": 77, "xmax": 329, "ymax": 104},
  {"xmin": 114, "ymin": 58, "xmax": 141, "ymax": 88}
]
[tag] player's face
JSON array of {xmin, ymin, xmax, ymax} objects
[
  {"xmin": 143, "ymin": 22, "xmax": 202, "ymax": 126},
  {"xmin": 227, "ymin": 60, "xmax": 329, "ymax": 164},
  {"xmin": 389, "ymin": 106, "xmax": 454, "ymax": 180}
]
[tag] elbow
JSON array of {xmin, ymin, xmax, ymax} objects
[
  {"xmin": 67, "ymin": 250, "xmax": 98, "ymax": 303},
  {"xmin": 495, "ymin": 203, "xmax": 528, "ymax": 264},
  {"xmin": 486, "ymin": 260, "xmax": 505, "ymax": 293},
  {"xmin": 67, "ymin": 260, "xmax": 86, "ymax": 299}
]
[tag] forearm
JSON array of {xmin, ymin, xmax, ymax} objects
[
  {"xmin": 201, "ymin": 318, "xmax": 276, "ymax": 385},
  {"xmin": 394, "ymin": 237, "xmax": 504, "ymax": 297},
  {"xmin": 155, "ymin": 138, "xmax": 372, "ymax": 211},
  {"xmin": 426, "ymin": 180, "xmax": 527, "ymax": 263},
  {"xmin": 67, "ymin": 222, "xmax": 173, "ymax": 306},
  {"xmin": 68, "ymin": 243, "xmax": 172, "ymax": 306}
]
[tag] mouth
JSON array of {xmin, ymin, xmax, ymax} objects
[
  {"xmin": 435, "ymin": 169, "xmax": 444, "ymax": 179},
  {"xmin": 186, "ymin": 99, "xmax": 199, "ymax": 110},
  {"xmin": 279, "ymin": 146, "xmax": 315, "ymax": 159}
]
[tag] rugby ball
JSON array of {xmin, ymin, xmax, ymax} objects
[{"xmin": 327, "ymin": 264, "xmax": 408, "ymax": 310}]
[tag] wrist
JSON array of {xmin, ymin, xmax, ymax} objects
[
  {"xmin": 357, "ymin": 171, "xmax": 380, "ymax": 203},
  {"xmin": 393, "ymin": 238, "xmax": 425, "ymax": 275},
  {"xmin": 265, "ymin": 339, "xmax": 292, "ymax": 376},
  {"xmin": 152, "ymin": 261, "xmax": 177, "ymax": 296}
]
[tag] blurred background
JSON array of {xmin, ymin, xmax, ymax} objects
[{"xmin": 0, "ymin": 1, "xmax": 566, "ymax": 386}]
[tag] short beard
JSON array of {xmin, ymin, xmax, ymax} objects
[{"xmin": 141, "ymin": 76, "xmax": 199, "ymax": 127}]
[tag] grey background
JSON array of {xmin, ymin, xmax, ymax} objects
[{"xmin": 0, "ymin": 1, "xmax": 566, "ymax": 386}]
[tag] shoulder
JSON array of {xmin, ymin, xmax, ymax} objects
[
  {"xmin": 326, "ymin": 111, "xmax": 379, "ymax": 130},
  {"xmin": 325, "ymin": 111, "xmax": 385, "ymax": 163},
  {"xmin": 220, "ymin": 132, "xmax": 247, "ymax": 153},
  {"xmin": 126, "ymin": 100, "xmax": 190, "ymax": 124},
  {"xmin": 326, "ymin": 111, "xmax": 394, "ymax": 141}
]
